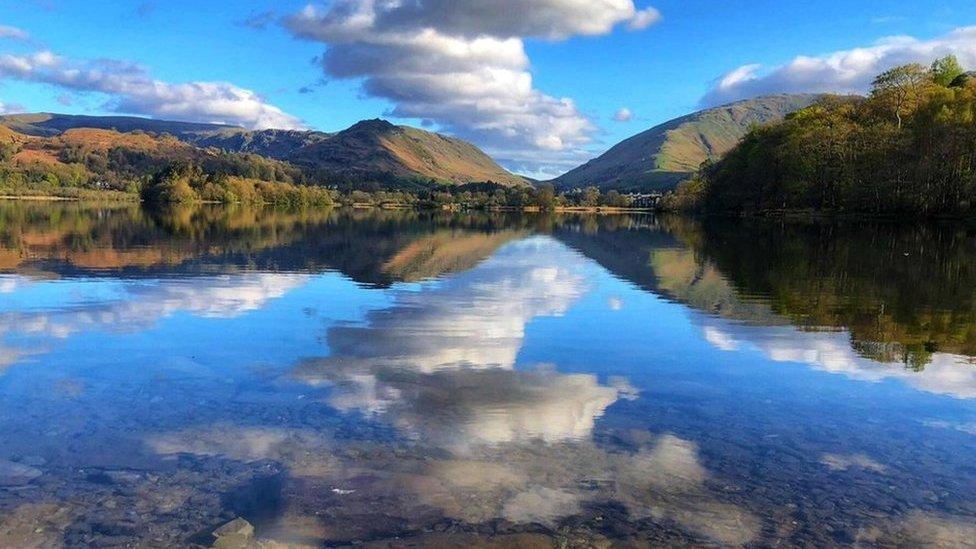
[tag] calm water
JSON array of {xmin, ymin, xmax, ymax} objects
[{"xmin": 0, "ymin": 203, "xmax": 974, "ymax": 547}]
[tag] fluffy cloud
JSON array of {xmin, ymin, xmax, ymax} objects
[
  {"xmin": 321, "ymin": 0, "xmax": 660, "ymax": 40},
  {"xmin": 0, "ymin": 101, "xmax": 24, "ymax": 114},
  {"xmin": 613, "ymin": 107, "xmax": 633, "ymax": 122},
  {"xmin": 0, "ymin": 25, "xmax": 29, "ymax": 42},
  {"xmin": 285, "ymin": 1, "xmax": 659, "ymax": 172},
  {"xmin": 0, "ymin": 49, "xmax": 303, "ymax": 129},
  {"xmin": 702, "ymin": 26, "xmax": 976, "ymax": 106}
]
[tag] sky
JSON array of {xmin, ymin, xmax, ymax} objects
[{"xmin": 2, "ymin": 1, "xmax": 976, "ymax": 178}]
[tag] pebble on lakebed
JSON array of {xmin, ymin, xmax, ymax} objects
[{"xmin": 212, "ymin": 517, "xmax": 255, "ymax": 548}]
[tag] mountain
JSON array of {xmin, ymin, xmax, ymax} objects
[
  {"xmin": 0, "ymin": 113, "xmax": 525, "ymax": 187},
  {"xmin": 0, "ymin": 113, "xmax": 233, "ymax": 141},
  {"xmin": 551, "ymin": 94, "xmax": 823, "ymax": 192},
  {"xmin": 289, "ymin": 119, "xmax": 526, "ymax": 186}
]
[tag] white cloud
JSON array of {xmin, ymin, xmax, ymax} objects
[
  {"xmin": 628, "ymin": 7, "xmax": 662, "ymax": 31},
  {"xmin": 0, "ymin": 101, "xmax": 24, "ymax": 115},
  {"xmin": 0, "ymin": 49, "xmax": 303, "ymax": 129},
  {"xmin": 0, "ymin": 25, "xmax": 29, "ymax": 42},
  {"xmin": 304, "ymin": 0, "xmax": 660, "ymax": 41},
  {"xmin": 285, "ymin": 1, "xmax": 659, "ymax": 172},
  {"xmin": 613, "ymin": 107, "xmax": 633, "ymax": 122},
  {"xmin": 702, "ymin": 26, "xmax": 976, "ymax": 106}
]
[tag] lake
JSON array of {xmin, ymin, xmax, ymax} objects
[{"xmin": 0, "ymin": 202, "xmax": 974, "ymax": 547}]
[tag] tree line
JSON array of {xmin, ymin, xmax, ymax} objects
[
  {"xmin": 663, "ymin": 55, "xmax": 976, "ymax": 216},
  {"xmin": 2, "ymin": 129, "xmax": 640, "ymax": 210}
]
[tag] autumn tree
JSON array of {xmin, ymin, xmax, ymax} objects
[
  {"xmin": 871, "ymin": 63, "xmax": 931, "ymax": 128},
  {"xmin": 534, "ymin": 183, "xmax": 557, "ymax": 210},
  {"xmin": 582, "ymin": 186, "xmax": 601, "ymax": 207}
]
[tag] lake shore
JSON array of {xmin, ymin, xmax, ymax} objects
[{"xmin": 0, "ymin": 194, "xmax": 657, "ymax": 213}]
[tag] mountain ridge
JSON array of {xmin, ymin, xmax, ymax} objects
[
  {"xmin": 0, "ymin": 113, "xmax": 526, "ymax": 188},
  {"xmin": 551, "ymin": 94, "xmax": 824, "ymax": 191}
]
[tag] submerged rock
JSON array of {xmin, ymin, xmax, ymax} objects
[
  {"xmin": 0, "ymin": 459, "xmax": 42, "ymax": 486},
  {"xmin": 212, "ymin": 517, "xmax": 254, "ymax": 549}
]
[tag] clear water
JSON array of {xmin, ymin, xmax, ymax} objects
[{"xmin": 0, "ymin": 203, "xmax": 974, "ymax": 547}]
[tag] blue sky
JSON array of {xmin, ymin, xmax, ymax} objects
[{"xmin": 2, "ymin": 1, "xmax": 976, "ymax": 177}]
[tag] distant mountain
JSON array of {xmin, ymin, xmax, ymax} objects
[
  {"xmin": 0, "ymin": 113, "xmax": 525, "ymax": 187},
  {"xmin": 551, "ymin": 94, "xmax": 823, "ymax": 192},
  {"xmin": 0, "ymin": 113, "xmax": 233, "ymax": 140},
  {"xmin": 289, "ymin": 119, "xmax": 526, "ymax": 186},
  {"xmin": 190, "ymin": 128, "xmax": 333, "ymax": 160}
]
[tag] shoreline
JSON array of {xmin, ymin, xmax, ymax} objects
[
  {"xmin": 0, "ymin": 195, "xmax": 657, "ymax": 213},
  {"xmin": 0, "ymin": 195, "xmax": 88, "ymax": 202},
  {"xmin": 662, "ymin": 209, "xmax": 976, "ymax": 222}
]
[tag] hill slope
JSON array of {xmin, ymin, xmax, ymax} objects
[
  {"xmin": 0, "ymin": 113, "xmax": 233, "ymax": 140},
  {"xmin": 290, "ymin": 120, "xmax": 526, "ymax": 186},
  {"xmin": 552, "ymin": 94, "xmax": 822, "ymax": 191},
  {"xmin": 0, "ymin": 123, "xmax": 302, "ymax": 191},
  {"xmin": 0, "ymin": 113, "xmax": 525, "ymax": 187}
]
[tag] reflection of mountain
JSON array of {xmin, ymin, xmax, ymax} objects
[
  {"xmin": 648, "ymin": 248, "xmax": 783, "ymax": 325},
  {"xmin": 382, "ymin": 231, "xmax": 524, "ymax": 282},
  {"xmin": 685, "ymin": 218, "xmax": 976, "ymax": 367},
  {"xmin": 0, "ymin": 202, "xmax": 532, "ymax": 378},
  {"xmin": 553, "ymin": 215, "xmax": 976, "ymax": 378},
  {"xmin": 0, "ymin": 202, "xmax": 525, "ymax": 286},
  {"xmin": 550, "ymin": 214, "xmax": 678, "ymax": 294}
]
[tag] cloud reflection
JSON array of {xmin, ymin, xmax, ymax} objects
[
  {"xmin": 699, "ymin": 317, "xmax": 976, "ymax": 399},
  {"xmin": 290, "ymin": 237, "xmax": 640, "ymax": 449},
  {"xmin": 0, "ymin": 273, "xmax": 308, "ymax": 372},
  {"xmin": 274, "ymin": 237, "xmax": 759, "ymax": 543}
]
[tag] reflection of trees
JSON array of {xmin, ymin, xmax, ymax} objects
[
  {"xmin": 0, "ymin": 201, "xmax": 336, "ymax": 273},
  {"xmin": 553, "ymin": 214, "xmax": 976, "ymax": 370},
  {"xmin": 0, "ymin": 202, "xmax": 527, "ymax": 285},
  {"xmin": 682, "ymin": 218, "xmax": 976, "ymax": 368}
]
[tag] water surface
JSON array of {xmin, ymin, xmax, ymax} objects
[{"xmin": 0, "ymin": 203, "xmax": 974, "ymax": 547}]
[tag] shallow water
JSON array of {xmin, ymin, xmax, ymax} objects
[{"xmin": 0, "ymin": 203, "xmax": 974, "ymax": 547}]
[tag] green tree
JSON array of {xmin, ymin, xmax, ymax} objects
[
  {"xmin": 871, "ymin": 63, "xmax": 931, "ymax": 128},
  {"xmin": 931, "ymin": 54, "xmax": 964, "ymax": 87},
  {"xmin": 534, "ymin": 183, "xmax": 556, "ymax": 210},
  {"xmin": 0, "ymin": 142, "xmax": 19, "ymax": 162},
  {"xmin": 581, "ymin": 186, "xmax": 601, "ymax": 207},
  {"xmin": 601, "ymin": 189, "xmax": 631, "ymax": 208}
]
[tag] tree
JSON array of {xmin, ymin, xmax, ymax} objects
[
  {"xmin": 534, "ymin": 183, "xmax": 556, "ymax": 210},
  {"xmin": 0, "ymin": 142, "xmax": 18, "ymax": 162},
  {"xmin": 582, "ymin": 186, "xmax": 601, "ymax": 207},
  {"xmin": 871, "ymin": 63, "xmax": 931, "ymax": 129},
  {"xmin": 602, "ymin": 189, "xmax": 631, "ymax": 208},
  {"xmin": 931, "ymin": 55, "xmax": 964, "ymax": 87}
]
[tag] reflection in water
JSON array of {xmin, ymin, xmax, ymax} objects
[
  {"xmin": 0, "ymin": 202, "xmax": 974, "ymax": 546},
  {"xmin": 293, "ymin": 238, "xmax": 637, "ymax": 449},
  {"xmin": 0, "ymin": 273, "xmax": 309, "ymax": 376},
  {"xmin": 696, "ymin": 315, "xmax": 976, "ymax": 398},
  {"xmin": 669, "ymin": 217, "xmax": 976, "ymax": 367}
]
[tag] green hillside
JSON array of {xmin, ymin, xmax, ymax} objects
[{"xmin": 552, "ymin": 94, "xmax": 822, "ymax": 191}]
